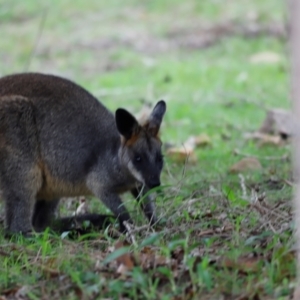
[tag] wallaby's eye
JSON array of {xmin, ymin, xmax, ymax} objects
[{"xmin": 135, "ymin": 155, "xmax": 141, "ymax": 163}]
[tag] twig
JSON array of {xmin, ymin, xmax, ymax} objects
[
  {"xmin": 252, "ymin": 202, "xmax": 290, "ymax": 220},
  {"xmin": 125, "ymin": 224, "xmax": 152, "ymax": 234},
  {"xmin": 283, "ymin": 179, "xmax": 294, "ymax": 186},
  {"xmin": 123, "ymin": 221, "xmax": 137, "ymax": 247},
  {"xmin": 33, "ymin": 246, "xmax": 42, "ymax": 263},
  {"xmin": 239, "ymin": 174, "xmax": 247, "ymax": 199}
]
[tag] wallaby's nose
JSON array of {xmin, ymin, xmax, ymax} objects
[{"xmin": 148, "ymin": 177, "xmax": 160, "ymax": 189}]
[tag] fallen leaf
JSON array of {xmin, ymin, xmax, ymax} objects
[
  {"xmin": 249, "ymin": 51, "xmax": 282, "ymax": 64},
  {"xmin": 244, "ymin": 132, "xmax": 283, "ymax": 146},
  {"xmin": 103, "ymin": 241, "xmax": 132, "ymax": 266},
  {"xmin": 116, "ymin": 263, "xmax": 130, "ymax": 275},
  {"xmin": 166, "ymin": 133, "xmax": 211, "ymax": 163},
  {"xmin": 185, "ymin": 134, "xmax": 211, "ymax": 148},
  {"xmin": 229, "ymin": 157, "xmax": 262, "ymax": 173},
  {"xmin": 139, "ymin": 246, "xmax": 168, "ymax": 270},
  {"xmin": 114, "ymin": 240, "xmax": 134, "ymax": 273},
  {"xmin": 257, "ymin": 135, "xmax": 282, "ymax": 147},
  {"xmin": 166, "ymin": 146, "xmax": 197, "ymax": 163}
]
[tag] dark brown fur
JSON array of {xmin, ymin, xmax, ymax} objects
[{"xmin": 0, "ymin": 73, "xmax": 166, "ymax": 234}]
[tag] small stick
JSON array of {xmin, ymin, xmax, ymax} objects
[{"xmin": 123, "ymin": 221, "xmax": 138, "ymax": 247}]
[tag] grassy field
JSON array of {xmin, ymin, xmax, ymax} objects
[{"xmin": 0, "ymin": 0, "xmax": 294, "ymax": 299}]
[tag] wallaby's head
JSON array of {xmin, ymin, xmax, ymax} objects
[{"xmin": 116, "ymin": 100, "xmax": 167, "ymax": 189}]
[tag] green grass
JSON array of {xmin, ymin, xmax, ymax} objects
[{"xmin": 0, "ymin": 0, "xmax": 294, "ymax": 299}]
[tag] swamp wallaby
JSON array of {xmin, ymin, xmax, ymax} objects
[{"xmin": 0, "ymin": 73, "xmax": 166, "ymax": 235}]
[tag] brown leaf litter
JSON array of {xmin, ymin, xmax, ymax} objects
[
  {"xmin": 229, "ymin": 157, "xmax": 262, "ymax": 173},
  {"xmin": 166, "ymin": 134, "xmax": 211, "ymax": 163}
]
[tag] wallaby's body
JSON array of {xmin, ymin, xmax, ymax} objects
[{"xmin": 0, "ymin": 73, "xmax": 166, "ymax": 234}]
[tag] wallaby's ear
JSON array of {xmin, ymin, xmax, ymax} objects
[
  {"xmin": 145, "ymin": 100, "xmax": 167, "ymax": 136},
  {"xmin": 115, "ymin": 108, "xmax": 140, "ymax": 140}
]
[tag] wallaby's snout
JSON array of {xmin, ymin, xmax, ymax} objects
[
  {"xmin": 145, "ymin": 165, "xmax": 162, "ymax": 189},
  {"xmin": 147, "ymin": 176, "xmax": 160, "ymax": 189}
]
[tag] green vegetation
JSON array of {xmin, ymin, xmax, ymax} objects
[{"xmin": 0, "ymin": 0, "xmax": 294, "ymax": 299}]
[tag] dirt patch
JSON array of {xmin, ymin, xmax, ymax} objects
[
  {"xmin": 70, "ymin": 20, "xmax": 286, "ymax": 55},
  {"xmin": 35, "ymin": 20, "xmax": 286, "ymax": 60},
  {"xmin": 166, "ymin": 20, "xmax": 286, "ymax": 51}
]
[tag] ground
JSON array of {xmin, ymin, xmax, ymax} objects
[{"xmin": 0, "ymin": 0, "xmax": 294, "ymax": 299}]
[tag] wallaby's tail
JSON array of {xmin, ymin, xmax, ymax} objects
[{"xmin": 50, "ymin": 213, "xmax": 119, "ymax": 234}]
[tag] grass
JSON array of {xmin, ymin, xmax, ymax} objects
[{"xmin": 0, "ymin": 0, "xmax": 294, "ymax": 299}]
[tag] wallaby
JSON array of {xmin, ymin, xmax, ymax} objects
[{"xmin": 0, "ymin": 73, "xmax": 166, "ymax": 235}]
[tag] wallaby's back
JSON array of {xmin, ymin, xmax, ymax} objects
[{"xmin": 0, "ymin": 73, "xmax": 119, "ymax": 187}]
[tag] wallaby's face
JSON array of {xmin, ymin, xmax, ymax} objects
[{"xmin": 116, "ymin": 101, "xmax": 166, "ymax": 189}]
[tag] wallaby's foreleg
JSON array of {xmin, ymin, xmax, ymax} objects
[
  {"xmin": 32, "ymin": 199, "xmax": 60, "ymax": 232},
  {"xmin": 1, "ymin": 166, "xmax": 42, "ymax": 234},
  {"xmin": 99, "ymin": 191, "xmax": 132, "ymax": 232},
  {"xmin": 131, "ymin": 187, "xmax": 157, "ymax": 225}
]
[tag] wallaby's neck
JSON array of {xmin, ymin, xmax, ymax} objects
[{"xmin": 102, "ymin": 134, "xmax": 136, "ymax": 187}]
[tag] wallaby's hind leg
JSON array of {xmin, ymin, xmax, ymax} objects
[
  {"xmin": 32, "ymin": 199, "xmax": 60, "ymax": 232},
  {"xmin": 2, "ymin": 166, "xmax": 41, "ymax": 234},
  {"xmin": 131, "ymin": 187, "xmax": 157, "ymax": 225},
  {"xmin": 4, "ymin": 192, "xmax": 34, "ymax": 234},
  {"xmin": 0, "ymin": 96, "xmax": 41, "ymax": 234}
]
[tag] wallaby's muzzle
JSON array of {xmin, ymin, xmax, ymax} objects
[{"xmin": 147, "ymin": 176, "xmax": 161, "ymax": 189}]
